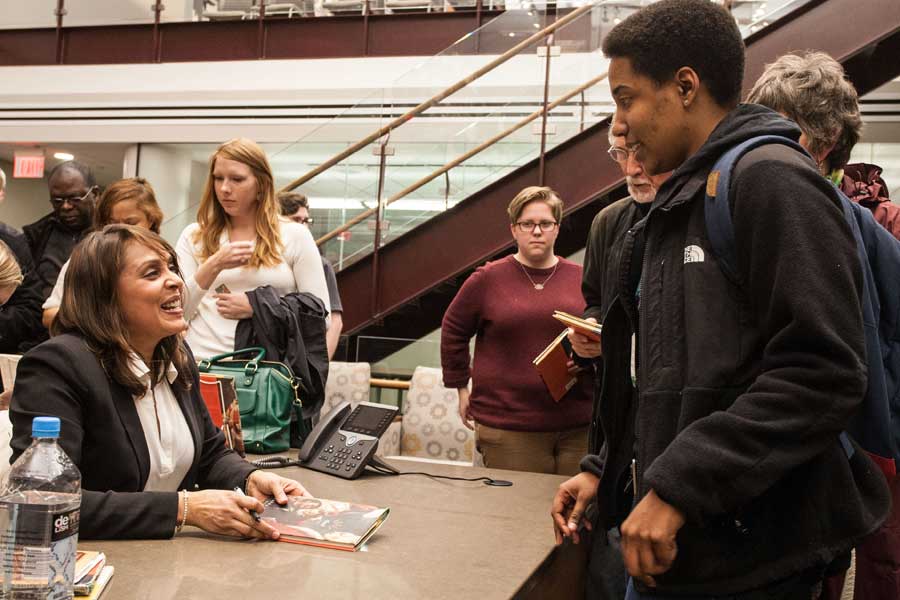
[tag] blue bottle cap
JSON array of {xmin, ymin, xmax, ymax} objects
[{"xmin": 32, "ymin": 416, "xmax": 61, "ymax": 438}]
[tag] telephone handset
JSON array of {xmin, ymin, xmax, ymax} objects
[{"xmin": 298, "ymin": 400, "xmax": 399, "ymax": 480}]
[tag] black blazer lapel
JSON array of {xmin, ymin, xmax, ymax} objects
[{"xmin": 108, "ymin": 379, "xmax": 152, "ymax": 488}]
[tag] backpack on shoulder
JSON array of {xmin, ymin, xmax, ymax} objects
[{"xmin": 704, "ymin": 134, "xmax": 900, "ymax": 477}]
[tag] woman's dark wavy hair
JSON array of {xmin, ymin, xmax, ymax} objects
[
  {"xmin": 602, "ymin": 0, "xmax": 745, "ymax": 108},
  {"xmin": 52, "ymin": 224, "xmax": 192, "ymax": 397}
]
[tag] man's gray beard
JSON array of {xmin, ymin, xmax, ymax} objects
[{"xmin": 627, "ymin": 182, "xmax": 655, "ymax": 204}]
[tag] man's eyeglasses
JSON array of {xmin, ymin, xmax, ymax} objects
[
  {"xmin": 50, "ymin": 186, "xmax": 97, "ymax": 208},
  {"xmin": 294, "ymin": 216, "xmax": 314, "ymax": 225},
  {"xmin": 515, "ymin": 220, "xmax": 558, "ymax": 233},
  {"xmin": 607, "ymin": 144, "xmax": 640, "ymax": 163}
]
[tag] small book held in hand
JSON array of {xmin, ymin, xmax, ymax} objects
[
  {"xmin": 262, "ymin": 496, "xmax": 390, "ymax": 552},
  {"xmin": 553, "ymin": 311, "xmax": 602, "ymax": 342},
  {"xmin": 533, "ymin": 330, "xmax": 577, "ymax": 403}
]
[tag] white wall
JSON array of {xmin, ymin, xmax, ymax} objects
[
  {"xmin": 0, "ymin": 159, "xmax": 51, "ymax": 231},
  {"xmin": 0, "ymin": 53, "xmax": 609, "ymax": 144},
  {"xmin": 136, "ymin": 145, "xmax": 207, "ymax": 244}
]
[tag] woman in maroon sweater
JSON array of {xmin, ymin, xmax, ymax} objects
[{"xmin": 441, "ymin": 186, "xmax": 591, "ymax": 475}]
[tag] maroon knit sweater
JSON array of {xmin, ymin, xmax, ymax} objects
[{"xmin": 440, "ymin": 255, "xmax": 592, "ymax": 432}]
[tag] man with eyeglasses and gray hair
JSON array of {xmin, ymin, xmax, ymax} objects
[
  {"xmin": 552, "ymin": 122, "xmax": 670, "ymax": 599},
  {"xmin": 23, "ymin": 160, "xmax": 97, "ymax": 300}
]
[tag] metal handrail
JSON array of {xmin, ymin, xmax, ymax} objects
[
  {"xmin": 370, "ymin": 377, "xmax": 411, "ymax": 390},
  {"xmin": 277, "ymin": 3, "xmax": 595, "ymax": 196},
  {"xmin": 315, "ymin": 70, "xmax": 609, "ymax": 245}
]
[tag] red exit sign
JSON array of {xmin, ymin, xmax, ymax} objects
[{"xmin": 13, "ymin": 153, "xmax": 45, "ymax": 178}]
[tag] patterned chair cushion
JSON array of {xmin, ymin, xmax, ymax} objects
[
  {"xmin": 400, "ymin": 366, "xmax": 474, "ymax": 463},
  {"xmin": 321, "ymin": 361, "xmax": 370, "ymax": 417},
  {"xmin": 377, "ymin": 420, "xmax": 402, "ymax": 457}
]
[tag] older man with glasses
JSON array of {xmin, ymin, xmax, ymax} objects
[
  {"xmin": 550, "ymin": 124, "xmax": 670, "ymax": 600},
  {"xmin": 23, "ymin": 160, "xmax": 97, "ymax": 301}
]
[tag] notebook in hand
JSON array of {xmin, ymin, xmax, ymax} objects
[
  {"xmin": 533, "ymin": 330, "xmax": 577, "ymax": 402},
  {"xmin": 261, "ymin": 496, "xmax": 390, "ymax": 552},
  {"xmin": 553, "ymin": 311, "xmax": 602, "ymax": 342}
]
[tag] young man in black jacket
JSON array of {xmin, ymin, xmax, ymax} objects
[{"xmin": 551, "ymin": 1, "xmax": 890, "ymax": 598}]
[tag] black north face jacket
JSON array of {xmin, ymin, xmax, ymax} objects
[{"xmin": 581, "ymin": 105, "xmax": 890, "ymax": 595}]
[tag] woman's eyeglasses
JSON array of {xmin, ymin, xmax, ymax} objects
[
  {"xmin": 515, "ymin": 220, "xmax": 558, "ymax": 233},
  {"xmin": 50, "ymin": 186, "xmax": 97, "ymax": 208}
]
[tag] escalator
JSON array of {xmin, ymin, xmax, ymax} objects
[{"xmin": 302, "ymin": 0, "xmax": 900, "ymax": 360}]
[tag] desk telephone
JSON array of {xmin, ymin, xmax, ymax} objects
[{"xmin": 298, "ymin": 401, "xmax": 399, "ymax": 480}]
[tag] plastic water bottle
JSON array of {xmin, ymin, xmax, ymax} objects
[{"xmin": 0, "ymin": 417, "xmax": 81, "ymax": 600}]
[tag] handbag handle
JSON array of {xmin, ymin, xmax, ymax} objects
[{"xmin": 198, "ymin": 347, "xmax": 266, "ymax": 381}]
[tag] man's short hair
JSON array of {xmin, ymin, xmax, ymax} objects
[
  {"xmin": 602, "ymin": 0, "xmax": 745, "ymax": 108},
  {"xmin": 277, "ymin": 191, "xmax": 309, "ymax": 216},
  {"xmin": 747, "ymin": 51, "xmax": 862, "ymax": 171},
  {"xmin": 47, "ymin": 160, "xmax": 96, "ymax": 188},
  {"xmin": 507, "ymin": 186, "xmax": 563, "ymax": 225}
]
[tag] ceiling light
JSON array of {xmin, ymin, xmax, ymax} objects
[{"xmin": 54, "ymin": 152, "xmax": 74, "ymax": 160}]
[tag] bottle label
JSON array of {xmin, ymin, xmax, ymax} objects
[
  {"xmin": 0, "ymin": 501, "xmax": 80, "ymax": 598},
  {"xmin": 51, "ymin": 508, "xmax": 80, "ymax": 542}
]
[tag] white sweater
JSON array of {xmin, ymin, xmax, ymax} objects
[{"xmin": 175, "ymin": 219, "xmax": 330, "ymax": 360}]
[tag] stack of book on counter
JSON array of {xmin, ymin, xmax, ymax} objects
[
  {"xmin": 262, "ymin": 496, "xmax": 390, "ymax": 552},
  {"xmin": 74, "ymin": 550, "xmax": 114, "ymax": 599}
]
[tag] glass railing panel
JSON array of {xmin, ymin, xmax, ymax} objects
[
  {"xmin": 278, "ymin": 5, "xmax": 608, "ymax": 267},
  {"xmin": 62, "ymin": 0, "xmax": 156, "ymax": 27},
  {"xmin": 143, "ymin": 0, "xmax": 819, "ymax": 271},
  {"xmin": 733, "ymin": 0, "xmax": 814, "ymax": 36},
  {"xmin": 356, "ymin": 333, "xmax": 442, "ymax": 376}
]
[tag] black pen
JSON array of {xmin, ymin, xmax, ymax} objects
[{"xmin": 234, "ymin": 487, "xmax": 261, "ymax": 522}]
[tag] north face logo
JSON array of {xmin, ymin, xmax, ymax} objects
[{"xmin": 684, "ymin": 245, "xmax": 705, "ymax": 264}]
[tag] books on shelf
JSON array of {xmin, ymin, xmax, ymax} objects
[
  {"xmin": 533, "ymin": 330, "xmax": 577, "ymax": 402},
  {"xmin": 552, "ymin": 311, "xmax": 602, "ymax": 341},
  {"xmin": 261, "ymin": 496, "xmax": 390, "ymax": 552},
  {"xmin": 74, "ymin": 550, "xmax": 114, "ymax": 598},
  {"xmin": 199, "ymin": 373, "xmax": 246, "ymax": 456}
]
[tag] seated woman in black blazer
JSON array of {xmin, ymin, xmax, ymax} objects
[{"xmin": 10, "ymin": 224, "xmax": 309, "ymax": 540}]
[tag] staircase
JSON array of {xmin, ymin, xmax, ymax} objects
[{"xmin": 327, "ymin": 0, "xmax": 900, "ymax": 361}]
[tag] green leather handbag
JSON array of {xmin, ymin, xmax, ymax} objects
[{"xmin": 197, "ymin": 347, "xmax": 307, "ymax": 454}]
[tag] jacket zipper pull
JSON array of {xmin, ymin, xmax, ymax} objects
[{"xmin": 631, "ymin": 458, "xmax": 638, "ymax": 495}]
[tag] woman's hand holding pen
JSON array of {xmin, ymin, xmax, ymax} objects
[
  {"xmin": 180, "ymin": 489, "xmax": 280, "ymax": 540},
  {"xmin": 176, "ymin": 473, "xmax": 307, "ymax": 540}
]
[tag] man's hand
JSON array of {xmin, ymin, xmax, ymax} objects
[
  {"xmin": 567, "ymin": 317, "xmax": 602, "ymax": 358},
  {"xmin": 620, "ymin": 489, "xmax": 685, "ymax": 588},
  {"xmin": 551, "ymin": 471, "xmax": 600, "ymax": 545},
  {"xmin": 457, "ymin": 387, "xmax": 474, "ymax": 430}
]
